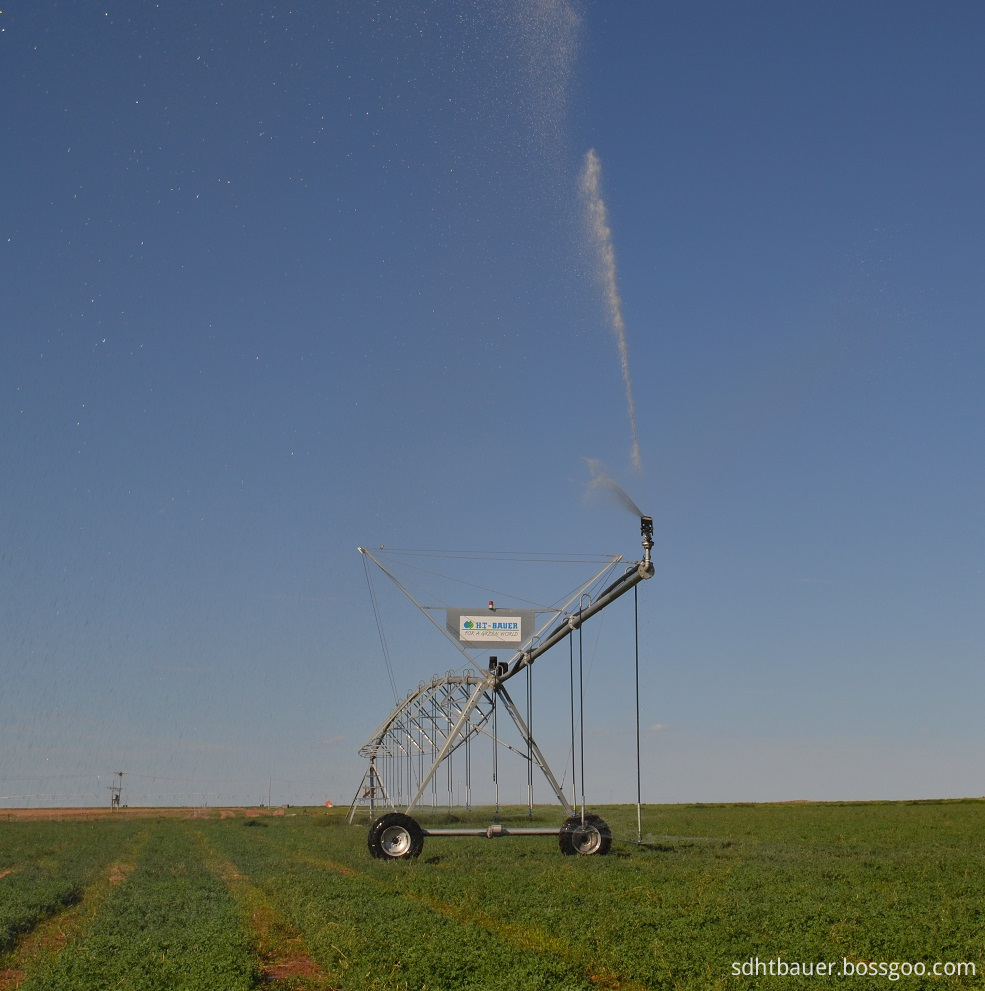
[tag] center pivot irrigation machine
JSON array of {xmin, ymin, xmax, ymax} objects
[{"xmin": 348, "ymin": 516, "xmax": 654, "ymax": 859}]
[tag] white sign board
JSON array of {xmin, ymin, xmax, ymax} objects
[
  {"xmin": 459, "ymin": 615, "xmax": 523, "ymax": 644},
  {"xmin": 445, "ymin": 609, "xmax": 535, "ymax": 649}
]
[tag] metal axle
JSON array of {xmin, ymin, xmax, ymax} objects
[{"xmin": 423, "ymin": 825, "xmax": 561, "ymax": 838}]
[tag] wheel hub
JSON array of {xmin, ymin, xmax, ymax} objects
[
  {"xmin": 571, "ymin": 825, "xmax": 603, "ymax": 855},
  {"xmin": 380, "ymin": 825, "xmax": 412, "ymax": 856}
]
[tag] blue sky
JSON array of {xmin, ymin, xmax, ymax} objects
[{"xmin": 2, "ymin": 0, "xmax": 983, "ymax": 809}]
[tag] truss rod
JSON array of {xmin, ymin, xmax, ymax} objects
[
  {"xmin": 500, "ymin": 517, "xmax": 654, "ymax": 683},
  {"xmin": 357, "ymin": 547, "xmax": 487, "ymax": 674},
  {"xmin": 402, "ymin": 677, "xmax": 494, "ymax": 812}
]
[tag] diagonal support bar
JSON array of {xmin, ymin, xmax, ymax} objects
[
  {"xmin": 403, "ymin": 677, "xmax": 493, "ymax": 812},
  {"xmin": 495, "ymin": 684, "xmax": 571, "ymax": 815}
]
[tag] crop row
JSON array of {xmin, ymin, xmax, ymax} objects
[
  {"xmin": 205, "ymin": 803, "xmax": 985, "ymax": 990},
  {"xmin": 0, "ymin": 819, "xmax": 144, "ymax": 955},
  {"xmin": 202, "ymin": 814, "xmax": 601, "ymax": 991},
  {"xmin": 2, "ymin": 801, "xmax": 985, "ymax": 989},
  {"xmin": 16, "ymin": 821, "xmax": 258, "ymax": 991}
]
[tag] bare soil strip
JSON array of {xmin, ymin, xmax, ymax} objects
[
  {"xmin": 190, "ymin": 830, "xmax": 337, "ymax": 990},
  {"xmin": 0, "ymin": 834, "xmax": 146, "ymax": 991},
  {"xmin": 294, "ymin": 852, "xmax": 649, "ymax": 991},
  {"xmin": 0, "ymin": 807, "xmax": 290, "ymax": 823}
]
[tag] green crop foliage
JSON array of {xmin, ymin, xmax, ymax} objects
[
  {"xmin": 4, "ymin": 802, "xmax": 985, "ymax": 989},
  {"xmin": 18, "ymin": 821, "xmax": 259, "ymax": 991},
  {"xmin": 0, "ymin": 819, "xmax": 143, "ymax": 953},
  {"xmin": 195, "ymin": 802, "xmax": 985, "ymax": 990}
]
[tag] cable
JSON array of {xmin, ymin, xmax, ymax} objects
[
  {"xmin": 363, "ymin": 553, "xmax": 399, "ymax": 703},
  {"xmin": 635, "ymin": 584, "xmax": 642, "ymax": 844},
  {"xmin": 578, "ymin": 612, "xmax": 586, "ymax": 823},
  {"xmin": 569, "ymin": 635, "xmax": 576, "ymax": 807},
  {"xmin": 526, "ymin": 662, "xmax": 533, "ymax": 818},
  {"xmin": 376, "ymin": 548, "xmax": 618, "ymax": 563},
  {"xmin": 375, "ymin": 557, "xmax": 573, "ymax": 612}
]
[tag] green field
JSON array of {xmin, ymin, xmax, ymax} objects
[{"xmin": 1, "ymin": 801, "xmax": 983, "ymax": 990}]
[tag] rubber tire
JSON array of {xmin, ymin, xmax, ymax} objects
[
  {"xmin": 558, "ymin": 813, "xmax": 612, "ymax": 856},
  {"xmin": 368, "ymin": 813, "xmax": 425, "ymax": 860}
]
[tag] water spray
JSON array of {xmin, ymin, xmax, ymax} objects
[
  {"xmin": 580, "ymin": 148, "xmax": 641, "ymax": 470},
  {"xmin": 584, "ymin": 457, "xmax": 643, "ymax": 517}
]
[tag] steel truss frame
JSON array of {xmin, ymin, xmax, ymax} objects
[
  {"xmin": 346, "ymin": 669, "xmax": 568, "ymax": 823},
  {"xmin": 347, "ymin": 517, "xmax": 655, "ymax": 834}
]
